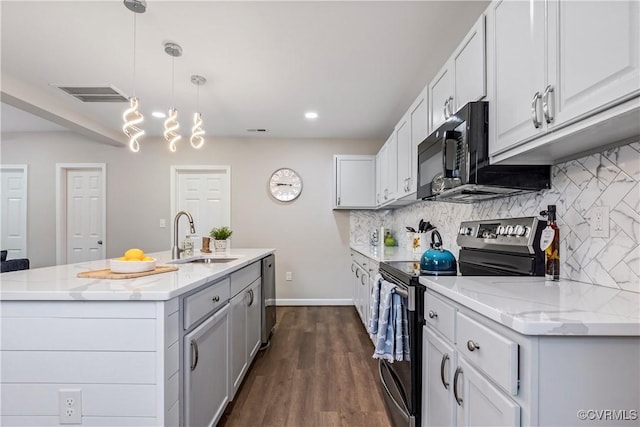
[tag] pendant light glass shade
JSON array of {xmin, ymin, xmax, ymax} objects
[
  {"xmin": 190, "ymin": 74, "xmax": 206, "ymax": 149},
  {"xmin": 122, "ymin": 1, "xmax": 145, "ymax": 152}
]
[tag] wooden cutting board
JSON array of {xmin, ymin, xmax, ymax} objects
[{"xmin": 77, "ymin": 265, "xmax": 178, "ymax": 279}]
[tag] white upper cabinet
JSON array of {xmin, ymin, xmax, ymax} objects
[
  {"xmin": 489, "ymin": 0, "xmax": 640, "ymax": 163},
  {"xmin": 547, "ymin": 0, "xmax": 640, "ymax": 128},
  {"xmin": 379, "ymin": 133, "xmax": 397, "ymax": 206},
  {"xmin": 395, "ymin": 114, "xmax": 412, "ymax": 198},
  {"xmin": 333, "ymin": 155, "xmax": 376, "ymax": 209},
  {"xmin": 429, "ymin": 64, "xmax": 454, "ymax": 132},
  {"xmin": 429, "ymin": 14, "xmax": 487, "ymax": 133},
  {"xmin": 490, "ymin": 0, "xmax": 546, "ymax": 153}
]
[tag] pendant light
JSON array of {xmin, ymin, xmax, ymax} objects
[
  {"xmin": 163, "ymin": 42, "xmax": 182, "ymax": 152},
  {"xmin": 122, "ymin": 0, "xmax": 146, "ymax": 152},
  {"xmin": 190, "ymin": 75, "xmax": 206, "ymax": 149}
]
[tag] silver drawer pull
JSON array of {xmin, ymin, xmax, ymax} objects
[
  {"xmin": 531, "ymin": 91, "xmax": 542, "ymax": 128},
  {"xmin": 190, "ymin": 339, "xmax": 199, "ymax": 371},
  {"xmin": 428, "ymin": 310, "xmax": 438, "ymax": 319},
  {"xmin": 212, "ymin": 296, "xmax": 220, "ymax": 303},
  {"xmin": 467, "ymin": 340, "xmax": 480, "ymax": 351},
  {"xmin": 440, "ymin": 353, "xmax": 450, "ymax": 390},
  {"xmin": 453, "ymin": 366, "xmax": 463, "ymax": 406}
]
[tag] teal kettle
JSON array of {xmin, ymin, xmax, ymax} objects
[{"xmin": 420, "ymin": 230, "xmax": 458, "ymax": 276}]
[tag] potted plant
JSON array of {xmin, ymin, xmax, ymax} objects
[{"xmin": 210, "ymin": 226, "xmax": 233, "ymax": 253}]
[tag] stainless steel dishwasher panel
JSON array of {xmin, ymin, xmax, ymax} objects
[{"xmin": 261, "ymin": 254, "xmax": 276, "ymax": 345}]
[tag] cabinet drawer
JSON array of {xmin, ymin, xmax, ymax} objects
[
  {"xmin": 230, "ymin": 262, "xmax": 261, "ymax": 297},
  {"xmin": 456, "ymin": 312, "xmax": 518, "ymax": 395},
  {"xmin": 184, "ymin": 278, "xmax": 230, "ymax": 330},
  {"xmin": 425, "ymin": 292, "xmax": 456, "ymax": 342}
]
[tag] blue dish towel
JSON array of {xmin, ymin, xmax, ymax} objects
[
  {"xmin": 368, "ymin": 274, "xmax": 383, "ymax": 342},
  {"xmin": 371, "ymin": 278, "xmax": 410, "ymax": 362}
]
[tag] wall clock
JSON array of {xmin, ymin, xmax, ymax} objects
[{"xmin": 269, "ymin": 168, "xmax": 302, "ymax": 202}]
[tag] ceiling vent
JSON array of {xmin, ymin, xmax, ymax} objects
[
  {"xmin": 54, "ymin": 84, "xmax": 129, "ymax": 103},
  {"xmin": 247, "ymin": 128, "xmax": 268, "ymax": 133}
]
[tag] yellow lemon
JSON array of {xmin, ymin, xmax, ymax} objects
[
  {"xmin": 117, "ymin": 256, "xmax": 127, "ymax": 261},
  {"xmin": 124, "ymin": 248, "xmax": 145, "ymax": 261},
  {"xmin": 142, "ymin": 256, "xmax": 153, "ymax": 261}
]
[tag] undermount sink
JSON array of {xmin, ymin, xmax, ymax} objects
[{"xmin": 168, "ymin": 256, "xmax": 239, "ymax": 265}]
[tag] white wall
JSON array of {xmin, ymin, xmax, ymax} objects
[{"xmin": 1, "ymin": 131, "xmax": 382, "ymax": 303}]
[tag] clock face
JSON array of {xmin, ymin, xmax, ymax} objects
[{"xmin": 269, "ymin": 168, "xmax": 302, "ymax": 202}]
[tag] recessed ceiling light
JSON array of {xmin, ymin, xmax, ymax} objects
[
  {"xmin": 305, "ymin": 111, "xmax": 318, "ymax": 119},
  {"xmin": 152, "ymin": 111, "xmax": 166, "ymax": 119}
]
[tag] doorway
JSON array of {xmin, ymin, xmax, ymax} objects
[
  {"xmin": 170, "ymin": 165, "xmax": 231, "ymax": 251},
  {"xmin": 0, "ymin": 164, "xmax": 28, "ymax": 259},
  {"xmin": 56, "ymin": 163, "xmax": 106, "ymax": 265}
]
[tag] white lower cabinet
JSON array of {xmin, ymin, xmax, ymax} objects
[
  {"xmin": 183, "ymin": 304, "xmax": 229, "ymax": 427},
  {"xmin": 423, "ymin": 289, "xmax": 640, "ymax": 427},
  {"xmin": 455, "ymin": 358, "xmax": 520, "ymax": 427},
  {"xmin": 423, "ymin": 327, "xmax": 457, "ymax": 427},
  {"xmin": 350, "ymin": 250, "xmax": 378, "ymax": 329}
]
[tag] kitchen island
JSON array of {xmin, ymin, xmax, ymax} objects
[{"xmin": 1, "ymin": 248, "xmax": 274, "ymax": 427}]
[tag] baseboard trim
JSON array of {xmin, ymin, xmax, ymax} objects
[{"xmin": 276, "ymin": 299, "xmax": 354, "ymax": 306}]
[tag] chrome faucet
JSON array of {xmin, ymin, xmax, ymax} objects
[{"xmin": 172, "ymin": 210, "xmax": 196, "ymax": 259}]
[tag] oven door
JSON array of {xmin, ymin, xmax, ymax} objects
[{"xmin": 376, "ymin": 272, "xmax": 424, "ymax": 427}]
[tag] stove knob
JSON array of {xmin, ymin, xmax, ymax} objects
[
  {"xmin": 514, "ymin": 225, "xmax": 528, "ymax": 236},
  {"xmin": 458, "ymin": 227, "xmax": 466, "ymax": 235},
  {"xmin": 464, "ymin": 227, "xmax": 472, "ymax": 236},
  {"xmin": 505, "ymin": 225, "xmax": 514, "ymax": 236},
  {"xmin": 497, "ymin": 225, "xmax": 505, "ymax": 235}
]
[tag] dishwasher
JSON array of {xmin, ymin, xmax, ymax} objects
[{"xmin": 261, "ymin": 254, "xmax": 276, "ymax": 346}]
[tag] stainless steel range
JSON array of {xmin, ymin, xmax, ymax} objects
[
  {"xmin": 377, "ymin": 216, "xmax": 546, "ymax": 427},
  {"xmin": 457, "ymin": 216, "xmax": 546, "ymax": 276}
]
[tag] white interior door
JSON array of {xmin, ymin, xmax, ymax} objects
[
  {"xmin": 0, "ymin": 165, "xmax": 28, "ymax": 260},
  {"xmin": 56, "ymin": 164, "xmax": 106, "ymax": 265},
  {"xmin": 171, "ymin": 166, "xmax": 230, "ymax": 251}
]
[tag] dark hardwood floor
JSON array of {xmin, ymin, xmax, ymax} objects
[{"xmin": 218, "ymin": 306, "xmax": 392, "ymax": 427}]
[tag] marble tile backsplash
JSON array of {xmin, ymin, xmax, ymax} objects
[{"xmin": 351, "ymin": 141, "xmax": 640, "ymax": 292}]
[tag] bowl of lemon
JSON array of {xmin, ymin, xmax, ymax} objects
[{"xmin": 110, "ymin": 248, "xmax": 156, "ymax": 273}]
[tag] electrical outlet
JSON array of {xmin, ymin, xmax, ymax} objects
[
  {"xmin": 286, "ymin": 271, "xmax": 292, "ymax": 281},
  {"xmin": 590, "ymin": 206, "xmax": 610, "ymax": 238},
  {"xmin": 59, "ymin": 389, "xmax": 82, "ymax": 424}
]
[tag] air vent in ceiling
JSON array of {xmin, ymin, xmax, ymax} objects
[
  {"xmin": 247, "ymin": 128, "xmax": 268, "ymax": 133},
  {"xmin": 54, "ymin": 84, "xmax": 129, "ymax": 103}
]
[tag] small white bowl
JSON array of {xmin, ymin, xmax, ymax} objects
[{"xmin": 110, "ymin": 258, "xmax": 156, "ymax": 274}]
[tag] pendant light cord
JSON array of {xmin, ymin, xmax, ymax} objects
[
  {"xmin": 132, "ymin": 13, "xmax": 137, "ymax": 97},
  {"xmin": 171, "ymin": 56, "xmax": 175, "ymax": 107}
]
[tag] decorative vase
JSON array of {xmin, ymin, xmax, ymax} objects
[{"xmin": 213, "ymin": 239, "xmax": 227, "ymax": 253}]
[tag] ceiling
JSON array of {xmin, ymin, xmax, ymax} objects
[{"xmin": 1, "ymin": 1, "xmax": 489, "ymax": 146}]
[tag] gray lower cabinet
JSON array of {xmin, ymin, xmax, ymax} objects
[
  {"xmin": 183, "ymin": 303, "xmax": 230, "ymax": 427},
  {"xmin": 229, "ymin": 263, "xmax": 263, "ymax": 400}
]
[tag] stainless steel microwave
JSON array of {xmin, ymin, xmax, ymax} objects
[{"xmin": 416, "ymin": 102, "xmax": 551, "ymax": 202}]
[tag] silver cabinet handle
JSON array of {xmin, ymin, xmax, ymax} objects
[
  {"xmin": 428, "ymin": 310, "xmax": 438, "ymax": 319},
  {"xmin": 440, "ymin": 353, "xmax": 450, "ymax": 389},
  {"xmin": 190, "ymin": 339, "xmax": 199, "ymax": 371},
  {"xmin": 467, "ymin": 340, "xmax": 480, "ymax": 351},
  {"xmin": 97, "ymin": 240, "xmax": 103, "ymax": 245},
  {"xmin": 337, "ymin": 196, "xmax": 341, "ymax": 206},
  {"xmin": 356, "ymin": 269, "xmax": 360, "ymax": 278},
  {"xmin": 351, "ymin": 264, "xmax": 355, "ymax": 273},
  {"xmin": 360, "ymin": 274, "xmax": 366, "ymax": 285},
  {"xmin": 212, "ymin": 296, "xmax": 220, "ymax": 303},
  {"xmin": 248, "ymin": 289, "xmax": 254, "ymax": 306},
  {"xmin": 443, "ymin": 99, "xmax": 450, "ymax": 119},
  {"xmin": 448, "ymin": 96, "xmax": 454, "ymax": 116},
  {"xmin": 542, "ymin": 85, "xmax": 554, "ymax": 124},
  {"xmin": 453, "ymin": 366, "xmax": 463, "ymax": 406},
  {"xmin": 531, "ymin": 91, "xmax": 542, "ymax": 128}
]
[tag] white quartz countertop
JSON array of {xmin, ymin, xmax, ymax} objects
[
  {"xmin": 350, "ymin": 244, "xmax": 420, "ymax": 263},
  {"xmin": 419, "ymin": 275, "xmax": 640, "ymax": 336},
  {"xmin": 0, "ymin": 248, "xmax": 275, "ymax": 301}
]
